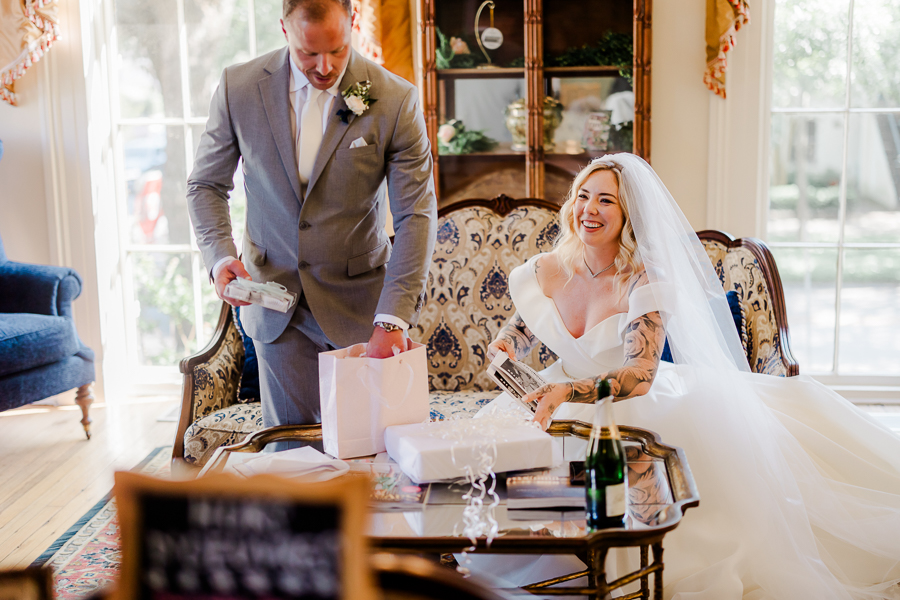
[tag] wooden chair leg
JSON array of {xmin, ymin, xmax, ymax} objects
[{"xmin": 75, "ymin": 384, "xmax": 94, "ymax": 440}]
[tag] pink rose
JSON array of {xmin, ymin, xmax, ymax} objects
[
  {"xmin": 438, "ymin": 123, "xmax": 457, "ymax": 143},
  {"xmin": 449, "ymin": 37, "xmax": 470, "ymax": 55}
]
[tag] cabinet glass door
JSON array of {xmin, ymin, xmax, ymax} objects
[
  {"xmin": 541, "ymin": 0, "xmax": 637, "ymax": 202},
  {"xmin": 434, "ymin": 0, "xmax": 526, "ymax": 205}
]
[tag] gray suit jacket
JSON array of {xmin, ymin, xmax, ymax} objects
[{"xmin": 187, "ymin": 48, "xmax": 437, "ymax": 346}]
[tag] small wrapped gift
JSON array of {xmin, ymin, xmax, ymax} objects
[{"xmin": 384, "ymin": 418, "xmax": 555, "ymax": 484}]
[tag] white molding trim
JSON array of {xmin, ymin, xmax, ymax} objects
[
  {"xmin": 39, "ymin": 0, "xmax": 106, "ymax": 401},
  {"xmin": 754, "ymin": 0, "xmax": 776, "ymax": 239},
  {"xmin": 705, "ymin": 0, "xmax": 775, "ymax": 239},
  {"xmin": 706, "ymin": 94, "xmax": 729, "ymax": 230}
]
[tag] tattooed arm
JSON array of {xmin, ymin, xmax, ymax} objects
[
  {"xmin": 487, "ymin": 312, "xmax": 540, "ymax": 362},
  {"xmin": 528, "ymin": 311, "xmax": 666, "ymax": 429}
]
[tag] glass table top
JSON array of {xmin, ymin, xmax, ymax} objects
[{"xmin": 203, "ymin": 421, "xmax": 698, "ymax": 546}]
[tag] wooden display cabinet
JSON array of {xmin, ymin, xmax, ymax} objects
[{"xmin": 417, "ymin": 0, "xmax": 652, "ymax": 206}]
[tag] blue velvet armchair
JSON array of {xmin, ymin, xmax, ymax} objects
[{"xmin": 0, "ymin": 232, "xmax": 95, "ymax": 438}]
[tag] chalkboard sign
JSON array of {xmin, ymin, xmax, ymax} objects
[
  {"xmin": 114, "ymin": 472, "xmax": 374, "ymax": 600},
  {"xmin": 0, "ymin": 568, "xmax": 53, "ymax": 600}
]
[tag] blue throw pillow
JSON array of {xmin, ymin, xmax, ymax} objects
[
  {"xmin": 232, "ymin": 306, "xmax": 260, "ymax": 402},
  {"xmin": 660, "ymin": 290, "xmax": 745, "ymax": 363}
]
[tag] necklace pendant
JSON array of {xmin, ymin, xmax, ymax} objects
[{"xmin": 583, "ymin": 250, "xmax": 616, "ymax": 279}]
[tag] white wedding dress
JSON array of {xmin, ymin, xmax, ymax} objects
[{"xmin": 475, "ymin": 254, "xmax": 900, "ymax": 600}]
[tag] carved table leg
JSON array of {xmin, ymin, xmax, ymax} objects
[
  {"xmin": 652, "ymin": 542, "xmax": 664, "ymax": 600},
  {"xmin": 591, "ymin": 547, "xmax": 610, "ymax": 600},
  {"xmin": 640, "ymin": 544, "xmax": 649, "ymax": 599},
  {"xmin": 75, "ymin": 384, "xmax": 94, "ymax": 440}
]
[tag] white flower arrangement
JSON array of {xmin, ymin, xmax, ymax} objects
[{"xmin": 338, "ymin": 80, "xmax": 377, "ymax": 122}]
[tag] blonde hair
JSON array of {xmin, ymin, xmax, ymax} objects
[{"xmin": 554, "ymin": 160, "xmax": 644, "ymax": 295}]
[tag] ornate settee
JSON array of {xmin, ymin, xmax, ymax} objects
[{"xmin": 172, "ymin": 197, "xmax": 797, "ymax": 471}]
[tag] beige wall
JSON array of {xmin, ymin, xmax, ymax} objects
[
  {"xmin": 0, "ymin": 66, "xmax": 51, "ymax": 265},
  {"xmin": 651, "ymin": 0, "xmax": 712, "ymax": 229}
]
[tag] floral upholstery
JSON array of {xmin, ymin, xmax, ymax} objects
[
  {"xmin": 178, "ymin": 211, "xmax": 793, "ymax": 469},
  {"xmin": 429, "ymin": 390, "xmax": 497, "ymax": 421},
  {"xmin": 185, "ymin": 321, "xmax": 245, "ymax": 426},
  {"xmin": 702, "ymin": 239, "xmax": 789, "ymax": 377},
  {"xmin": 184, "ymin": 402, "xmax": 264, "ymax": 466},
  {"xmin": 411, "ymin": 206, "xmax": 560, "ymax": 392}
]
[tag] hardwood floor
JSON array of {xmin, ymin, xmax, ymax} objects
[{"xmin": 0, "ymin": 395, "xmax": 179, "ymax": 568}]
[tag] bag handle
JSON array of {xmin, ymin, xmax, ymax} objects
[{"xmin": 357, "ymin": 357, "xmax": 416, "ymax": 410}]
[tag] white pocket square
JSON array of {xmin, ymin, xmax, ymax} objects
[{"xmin": 350, "ymin": 137, "xmax": 368, "ymax": 148}]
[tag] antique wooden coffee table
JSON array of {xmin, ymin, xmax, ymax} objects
[{"xmin": 201, "ymin": 420, "xmax": 699, "ymax": 600}]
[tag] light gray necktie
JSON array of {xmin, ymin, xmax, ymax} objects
[{"xmin": 298, "ymin": 86, "xmax": 325, "ymax": 185}]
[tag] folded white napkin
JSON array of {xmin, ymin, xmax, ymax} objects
[{"xmin": 231, "ymin": 446, "xmax": 350, "ymax": 482}]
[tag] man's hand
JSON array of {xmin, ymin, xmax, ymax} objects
[
  {"xmin": 367, "ymin": 327, "xmax": 409, "ymax": 358},
  {"xmin": 215, "ymin": 258, "xmax": 252, "ymax": 307}
]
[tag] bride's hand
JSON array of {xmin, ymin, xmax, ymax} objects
[
  {"xmin": 487, "ymin": 339, "xmax": 517, "ymax": 362},
  {"xmin": 525, "ymin": 382, "xmax": 574, "ymax": 431}
]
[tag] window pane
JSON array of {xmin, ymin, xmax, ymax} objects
[
  {"xmin": 772, "ymin": 0, "xmax": 850, "ymax": 109},
  {"xmin": 185, "ymin": 0, "xmax": 252, "ymax": 118},
  {"xmin": 772, "ymin": 246, "xmax": 837, "ymax": 373},
  {"xmin": 190, "ymin": 124, "xmax": 246, "ymax": 255},
  {"xmin": 843, "ymin": 113, "xmax": 900, "ymax": 243},
  {"xmin": 768, "ymin": 113, "xmax": 844, "ymax": 243},
  {"xmin": 839, "ymin": 249, "xmax": 900, "ymax": 374},
  {"xmin": 200, "ymin": 256, "xmax": 223, "ymax": 345},
  {"xmin": 132, "ymin": 252, "xmax": 197, "ymax": 366},
  {"xmin": 116, "ymin": 0, "xmax": 183, "ymax": 118},
  {"xmin": 256, "ymin": 0, "xmax": 286, "ymax": 56},
  {"xmin": 850, "ymin": 0, "xmax": 900, "ymax": 109},
  {"xmin": 122, "ymin": 125, "xmax": 190, "ymax": 245}
]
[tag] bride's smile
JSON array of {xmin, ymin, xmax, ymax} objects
[{"xmin": 574, "ymin": 169, "xmax": 624, "ymax": 255}]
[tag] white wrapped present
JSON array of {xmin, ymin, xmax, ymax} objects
[{"xmin": 384, "ymin": 417, "xmax": 555, "ymax": 484}]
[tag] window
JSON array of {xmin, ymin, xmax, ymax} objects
[
  {"xmin": 110, "ymin": 0, "xmax": 284, "ymax": 370},
  {"xmin": 768, "ymin": 0, "xmax": 900, "ymax": 376}
]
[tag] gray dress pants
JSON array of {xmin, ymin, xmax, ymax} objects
[{"xmin": 253, "ymin": 294, "xmax": 340, "ymax": 451}]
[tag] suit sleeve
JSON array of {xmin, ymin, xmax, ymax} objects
[
  {"xmin": 377, "ymin": 85, "xmax": 438, "ymax": 327},
  {"xmin": 187, "ymin": 69, "xmax": 241, "ymax": 276}
]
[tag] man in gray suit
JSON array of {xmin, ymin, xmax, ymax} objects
[{"xmin": 187, "ymin": 0, "xmax": 436, "ymax": 431}]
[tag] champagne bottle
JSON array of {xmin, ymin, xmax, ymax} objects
[{"xmin": 585, "ymin": 379, "xmax": 627, "ymax": 530}]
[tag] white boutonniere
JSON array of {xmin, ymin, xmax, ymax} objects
[{"xmin": 338, "ymin": 80, "xmax": 377, "ymax": 123}]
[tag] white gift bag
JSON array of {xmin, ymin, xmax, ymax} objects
[{"xmin": 319, "ymin": 341, "xmax": 429, "ymax": 459}]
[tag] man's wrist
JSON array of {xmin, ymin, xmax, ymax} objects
[
  {"xmin": 373, "ymin": 313, "xmax": 409, "ymax": 331},
  {"xmin": 374, "ymin": 321, "xmax": 403, "ymax": 333},
  {"xmin": 212, "ymin": 255, "xmax": 238, "ymax": 280}
]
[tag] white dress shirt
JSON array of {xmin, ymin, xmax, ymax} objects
[
  {"xmin": 288, "ymin": 55, "xmax": 345, "ymax": 182},
  {"xmin": 214, "ymin": 55, "xmax": 408, "ymax": 333}
]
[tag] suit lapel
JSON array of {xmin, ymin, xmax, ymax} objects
[
  {"xmin": 305, "ymin": 51, "xmax": 370, "ymax": 197},
  {"xmin": 259, "ymin": 48, "xmax": 303, "ymax": 204}
]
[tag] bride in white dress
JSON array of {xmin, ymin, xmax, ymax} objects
[{"xmin": 475, "ymin": 153, "xmax": 900, "ymax": 599}]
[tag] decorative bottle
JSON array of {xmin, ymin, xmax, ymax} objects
[{"xmin": 585, "ymin": 379, "xmax": 627, "ymax": 530}]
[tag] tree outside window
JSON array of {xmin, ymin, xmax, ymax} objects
[{"xmin": 769, "ymin": 0, "xmax": 900, "ymax": 375}]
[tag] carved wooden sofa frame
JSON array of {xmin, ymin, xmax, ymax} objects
[{"xmin": 173, "ymin": 196, "xmax": 798, "ymax": 473}]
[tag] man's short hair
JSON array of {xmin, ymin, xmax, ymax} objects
[{"xmin": 283, "ymin": 0, "xmax": 352, "ymax": 20}]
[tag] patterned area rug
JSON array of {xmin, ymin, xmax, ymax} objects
[{"xmin": 30, "ymin": 447, "xmax": 171, "ymax": 600}]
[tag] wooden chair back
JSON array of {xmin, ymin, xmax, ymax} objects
[{"xmin": 698, "ymin": 230, "xmax": 798, "ymax": 376}]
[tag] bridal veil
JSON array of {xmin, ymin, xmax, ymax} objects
[{"xmin": 591, "ymin": 153, "xmax": 900, "ymax": 599}]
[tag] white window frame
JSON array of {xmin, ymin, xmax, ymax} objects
[
  {"xmin": 767, "ymin": 0, "xmax": 900, "ymax": 390},
  {"xmin": 100, "ymin": 0, "xmax": 268, "ymax": 390}
]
